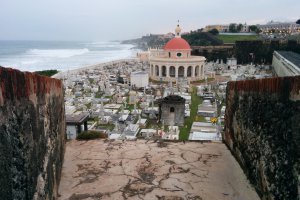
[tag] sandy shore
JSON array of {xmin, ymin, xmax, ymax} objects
[
  {"xmin": 52, "ymin": 58, "xmax": 139, "ymax": 79},
  {"xmin": 58, "ymin": 140, "xmax": 259, "ymax": 200}
]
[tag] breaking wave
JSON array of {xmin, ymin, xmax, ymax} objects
[{"xmin": 27, "ymin": 48, "xmax": 90, "ymax": 58}]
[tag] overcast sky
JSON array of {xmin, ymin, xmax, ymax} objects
[{"xmin": 0, "ymin": 0, "xmax": 299, "ymax": 41}]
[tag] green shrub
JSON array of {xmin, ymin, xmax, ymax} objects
[
  {"xmin": 35, "ymin": 69, "xmax": 59, "ymax": 77},
  {"xmin": 76, "ymin": 131, "xmax": 107, "ymax": 140}
]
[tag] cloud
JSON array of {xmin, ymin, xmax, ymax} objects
[{"xmin": 0, "ymin": 0, "xmax": 299, "ymax": 40}]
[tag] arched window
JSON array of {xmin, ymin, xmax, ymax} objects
[
  {"xmin": 170, "ymin": 107, "xmax": 175, "ymax": 112},
  {"xmin": 187, "ymin": 66, "xmax": 192, "ymax": 77},
  {"xmin": 155, "ymin": 65, "xmax": 159, "ymax": 76},
  {"xmin": 169, "ymin": 52, "xmax": 171, "ymax": 58},
  {"xmin": 195, "ymin": 65, "xmax": 199, "ymax": 76},
  {"xmin": 162, "ymin": 66, "xmax": 166, "ymax": 77},
  {"xmin": 170, "ymin": 66, "xmax": 175, "ymax": 77},
  {"xmin": 178, "ymin": 66, "xmax": 184, "ymax": 77}
]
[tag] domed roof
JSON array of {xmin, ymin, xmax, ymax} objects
[{"xmin": 164, "ymin": 37, "xmax": 191, "ymax": 51}]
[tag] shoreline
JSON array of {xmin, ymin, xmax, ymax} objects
[{"xmin": 52, "ymin": 58, "xmax": 140, "ymax": 79}]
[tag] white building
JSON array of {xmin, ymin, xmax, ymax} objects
[
  {"xmin": 149, "ymin": 24, "xmax": 206, "ymax": 82},
  {"xmin": 258, "ymin": 22, "xmax": 300, "ymax": 34},
  {"xmin": 130, "ymin": 71, "xmax": 149, "ymax": 88}
]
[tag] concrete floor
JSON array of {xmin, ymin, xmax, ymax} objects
[{"xmin": 58, "ymin": 140, "xmax": 260, "ymax": 200}]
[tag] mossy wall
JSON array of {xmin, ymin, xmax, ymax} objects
[
  {"xmin": 0, "ymin": 67, "xmax": 65, "ymax": 200},
  {"xmin": 224, "ymin": 76, "xmax": 300, "ymax": 200}
]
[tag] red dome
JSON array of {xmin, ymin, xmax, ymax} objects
[{"xmin": 164, "ymin": 37, "xmax": 191, "ymax": 50}]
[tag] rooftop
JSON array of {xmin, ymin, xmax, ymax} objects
[
  {"xmin": 161, "ymin": 95, "xmax": 185, "ymax": 103},
  {"xmin": 164, "ymin": 37, "xmax": 191, "ymax": 51},
  {"xmin": 66, "ymin": 113, "xmax": 89, "ymax": 124},
  {"xmin": 276, "ymin": 51, "xmax": 300, "ymax": 69}
]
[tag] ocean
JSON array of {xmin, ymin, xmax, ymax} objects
[{"xmin": 0, "ymin": 40, "xmax": 137, "ymax": 72}]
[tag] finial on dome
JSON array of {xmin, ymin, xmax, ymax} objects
[{"xmin": 175, "ymin": 20, "xmax": 181, "ymax": 38}]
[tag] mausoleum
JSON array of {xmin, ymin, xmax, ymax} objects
[{"xmin": 149, "ymin": 24, "xmax": 206, "ymax": 82}]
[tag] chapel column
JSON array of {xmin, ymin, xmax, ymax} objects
[
  {"xmin": 191, "ymin": 66, "xmax": 195, "ymax": 77},
  {"xmin": 166, "ymin": 66, "xmax": 170, "ymax": 77},
  {"xmin": 159, "ymin": 65, "xmax": 162, "ymax": 77}
]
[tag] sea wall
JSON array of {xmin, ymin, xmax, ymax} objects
[
  {"xmin": 224, "ymin": 76, "xmax": 300, "ymax": 200},
  {"xmin": 0, "ymin": 67, "xmax": 65, "ymax": 200}
]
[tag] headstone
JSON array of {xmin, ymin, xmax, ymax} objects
[
  {"xmin": 128, "ymin": 91, "xmax": 137, "ymax": 105},
  {"xmin": 100, "ymin": 101, "xmax": 104, "ymax": 120},
  {"xmin": 114, "ymin": 121, "xmax": 119, "ymax": 131}
]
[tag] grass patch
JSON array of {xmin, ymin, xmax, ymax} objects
[
  {"xmin": 191, "ymin": 78, "xmax": 215, "ymax": 84},
  {"xmin": 216, "ymin": 35, "xmax": 260, "ymax": 43},
  {"xmin": 97, "ymin": 124, "xmax": 115, "ymax": 131},
  {"xmin": 77, "ymin": 130, "xmax": 107, "ymax": 140},
  {"xmin": 86, "ymin": 102, "xmax": 92, "ymax": 109},
  {"xmin": 35, "ymin": 69, "xmax": 59, "ymax": 77},
  {"xmin": 149, "ymin": 78, "xmax": 168, "ymax": 84},
  {"xmin": 179, "ymin": 87, "xmax": 203, "ymax": 140}
]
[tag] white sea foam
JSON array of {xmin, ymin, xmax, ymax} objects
[
  {"xmin": 21, "ymin": 59, "xmax": 40, "ymax": 65},
  {"xmin": 27, "ymin": 48, "xmax": 90, "ymax": 58},
  {"xmin": 0, "ymin": 41, "xmax": 139, "ymax": 72}
]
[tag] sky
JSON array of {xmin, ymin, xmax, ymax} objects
[{"xmin": 0, "ymin": 0, "xmax": 299, "ymax": 41}]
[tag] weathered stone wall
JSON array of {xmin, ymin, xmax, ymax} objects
[
  {"xmin": 0, "ymin": 67, "xmax": 65, "ymax": 200},
  {"xmin": 224, "ymin": 76, "xmax": 300, "ymax": 200}
]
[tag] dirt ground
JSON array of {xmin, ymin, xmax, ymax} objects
[{"xmin": 58, "ymin": 140, "xmax": 260, "ymax": 200}]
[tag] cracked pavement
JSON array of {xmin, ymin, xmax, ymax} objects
[{"xmin": 58, "ymin": 140, "xmax": 260, "ymax": 200}]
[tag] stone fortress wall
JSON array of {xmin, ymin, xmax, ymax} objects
[
  {"xmin": 0, "ymin": 67, "xmax": 65, "ymax": 200},
  {"xmin": 224, "ymin": 76, "xmax": 300, "ymax": 200}
]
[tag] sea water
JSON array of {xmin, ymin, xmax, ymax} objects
[{"xmin": 0, "ymin": 40, "xmax": 137, "ymax": 72}]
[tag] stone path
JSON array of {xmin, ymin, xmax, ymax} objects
[{"xmin": 58, "ymin": 140, "xmax": 260, "ymax": 200}]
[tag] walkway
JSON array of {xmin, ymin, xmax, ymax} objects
[{"xmin": 58, "ymin": 140, "xmax": 260, "ymax": 200}]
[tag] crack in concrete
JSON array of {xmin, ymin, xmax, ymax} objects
[{"xmin": 59, "ymin": 140, "xmax": 260, "ymax": 200}]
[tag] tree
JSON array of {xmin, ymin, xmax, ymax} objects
[
  {"xmin": 249, "ymin": 25, "xmax": 257, "ymax": 32},
  {"xmin": 249, "ymin": 25, "xmax": 261, "ymax": 34},
  {"xmin": 229, "ymin": 23, "xmax": 237, "ymax": 33},
  {"xmin": 296, "ymin": 19, "xmax": 300, "ymax": 24},
  {"xmin": 208, "ymin": 28, "xmax": 219, "ymax": 35},
  {"xmin": 237, "ymin": 24, "xmax": 243, "ymax": 32}
]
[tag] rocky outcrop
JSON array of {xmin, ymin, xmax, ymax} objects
[
  {"xmin": 224, "ymin": 76, "xmax": 300, "ymax": 200},
  {"xmin": 0, "ymin": 67, "xmax": 65, "ymax": 200}
]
